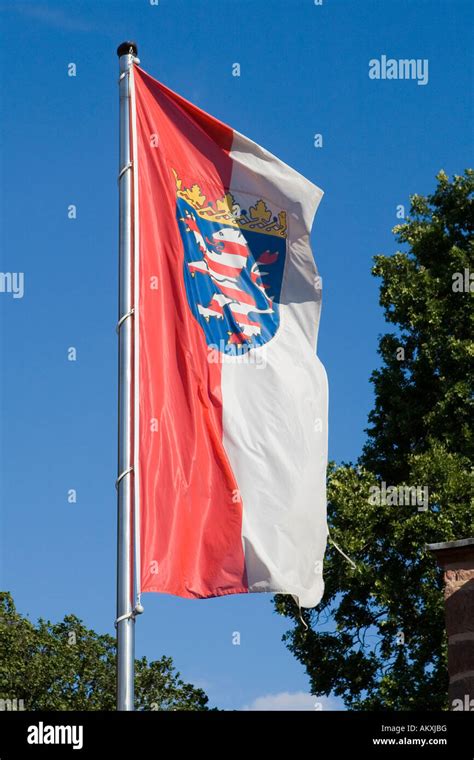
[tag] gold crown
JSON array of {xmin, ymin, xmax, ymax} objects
[{"xmin": 173, "ymin": 170, "xmax": 287, "ymax": 238}]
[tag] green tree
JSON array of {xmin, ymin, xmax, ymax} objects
[
  {"xmin": 0, "ymin": 592, "xmax": 211, "ymax": 710},
  {"xmin": 275, "ymin": 170, "xmax": 474, "ymax": 710}
]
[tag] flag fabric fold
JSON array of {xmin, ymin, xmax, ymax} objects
[{"xmin": 131, "ymin": 65, "xmax": 328, "ymax": 608}]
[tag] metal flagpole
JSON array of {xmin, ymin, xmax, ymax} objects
[{"xmin": 116, "ymin": 40, "xmax": 139, "ymax": 712}]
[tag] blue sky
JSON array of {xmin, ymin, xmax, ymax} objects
[{"xmin": 0, "ymin": 0, "xmax": 472, "ymax": 711}]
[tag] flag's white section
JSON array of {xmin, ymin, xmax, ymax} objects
[{"xmin": 222, "ymin": 131, "xmax": 328, "ymax": 608}]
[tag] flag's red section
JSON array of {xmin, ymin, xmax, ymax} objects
[{"xmin": 133, "ymin": 66, "xmax": 248, "ymax": 598}]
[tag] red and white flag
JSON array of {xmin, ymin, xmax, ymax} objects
[{"xmin": 130, "ymin": 65, "xmax": 328, "ymax": 608}]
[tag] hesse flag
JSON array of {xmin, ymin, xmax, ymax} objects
[{"xmin": 131, "ymin": 65, "xmax": 328, "ymax": 608}]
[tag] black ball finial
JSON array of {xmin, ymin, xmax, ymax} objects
[{"xmin": 117, "ymin": 41, "xmax": 138, "ymax": 57}]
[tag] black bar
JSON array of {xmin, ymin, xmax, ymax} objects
[{"xmin": 0, "ymin": 710, "xmax": 472, "ymax": 758}]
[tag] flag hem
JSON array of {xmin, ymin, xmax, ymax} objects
[{"xmin": 130, "ymin": 61, "xmax": 142, "ymax": 604}]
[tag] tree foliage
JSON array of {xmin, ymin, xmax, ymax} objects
[
  {"xmin": 0, "ymin": 592, "xmax": 210, "ymax": 711},
  {"xmin": 275, "ymin": 170, "xmax": 473, "ymax": 710}
]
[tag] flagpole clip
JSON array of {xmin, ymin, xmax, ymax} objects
[
  {"xmin": 115, "ymin": 466, "xmax": 133, "ymax": 489},
  {"xmin": 114, "ymin": 603, "xmax": 144, "ymax": 629},
  {"xmin": 118, "ymin": 56, "xmax": 140, "ymax": 85},
  {"xmin": 116, "ymin": 308, "xmax": 134, "ymax": 334},
  {"xmin": 118, "ymin": 162, "xmax": 133, "ymax": 183}
]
